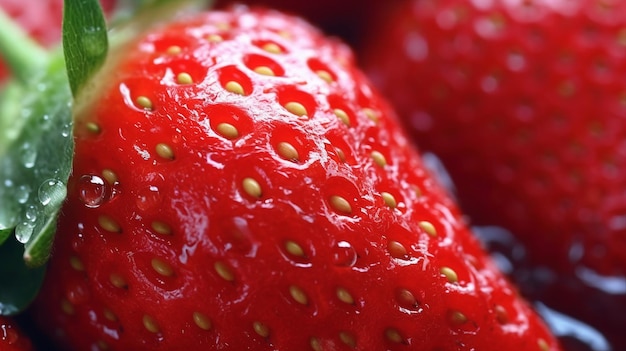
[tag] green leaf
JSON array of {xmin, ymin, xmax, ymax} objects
[
  {"xmin": 0, "ymin": 237, "xmax": 47, "ymax": 315},
  {"xmin": 63, "ymin": 0, "xmax": 109, "ymax": 97},
  {"xmin": 0, "ymin": 9, "xmax": 48, "ymax": 84}
]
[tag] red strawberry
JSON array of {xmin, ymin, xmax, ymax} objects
[
  {"xmin": 362, "ymin": 0, "xmax": 626, "ymax": 348},
  {"xmin": 0, "ymin": 316, "xmax": 33, "ymax": 351},
  {"xmin": 27, "ymin": 4, "xmax": 561, "ymax": 351}
]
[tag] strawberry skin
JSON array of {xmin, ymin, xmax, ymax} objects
[
  {"xmin": 0, "ymin": 316, "xmax": 33, "ymax": 351},
  {"xmin": 363, "ymin": 0, "xmax": 626, "ymax": 347},
  {"xmin": 33, "ymin": 6, "xmax": 560, "ymax": 351}
]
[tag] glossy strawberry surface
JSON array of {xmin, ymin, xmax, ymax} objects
[
  {"xmin": 363, "ymin": 0, "xmax": 626, "ymax": 348},
  {"xmin": 32, "ymin": 6, "xmax": 561, "ymax": 351},
  {"xmin": 0, "ymin": 316, "xmax": 32, "ymax": 351}
]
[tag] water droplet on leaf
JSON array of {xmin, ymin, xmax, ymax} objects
[
  {"xmin": 20, "ymin": 143, "xmax": 37, "ymax": 168},
  {"xmin": 38, "ymin": 179, "xmax": 67, "ymax": 209}
]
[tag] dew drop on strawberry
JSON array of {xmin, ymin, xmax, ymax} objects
[
  {"xmin": 77, "ymin": 174, "xmax": 107, "ymax": 208},
  {"xmin": 331, "ymin": 240, "xmax": 358, "ymax": 267}
]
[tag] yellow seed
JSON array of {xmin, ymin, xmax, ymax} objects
[
  {"xmin": 207, "ymin": 34, "xmax": 223, "ymax": 42},
  {"xmin": 363, "ymin": 108, "xmax": 379, "ymax": 123},
  {"xmin": 214, "ymin": 261, "xmax": 235, "ymax": 281},
  {"xmin": 336, "ymin": 287, "xmax": 354, "ymax": 304},
  {"xmin": 440, "ymin": 267, "xmax": 458, "ymax": 283},
  {"xmin": 289, "ymin": 285, "xmax": 308, "ymax": 305},
  {"xmin": 385, "ymin": 328, "xmax": 403, "ymax": 343},
  {"xmin": 102, "ymin": 169, "xmax": 118, "ymax": 184},
  {"xmin": 151, "ymin": 221, "xmax": 172, "ymax": 235},
  {"xmin": 86, "ymin": 122, "xmax": 101, "ymax": 134},
  {"xmin": 334, "ymin": 108, "xmax": 350, "ymax": 126},
  {"xmin": 242, "ymin": 177, "xmax": 262, "ymax": 198},
  {"xmin": 216, "ymin": 22, "xmax": 230, "ymax": 31},
  {"xmin": 254, "ymin": 66, "xmax": 275, "ymax": 76},
  {"xmin": 285, "ymin": 102, "xmax": 307, "ymax": 117},
  {"xmin": 388, "ymin": 241, "xmax": 408, "ymax": 259},
  {"xmin": 109, "ymin": 273, "xmax": 128, "ymax": 289},
  {"xmin": 538, "ymin": 338, "xmax": 550, "ymax": 351},
  {"xmin": 262, "ymin": 42, "xmax": 282, "ymax": 54},
  {"xmin": 151, "ymin": 258, "xmax": 174, "ymax": 277},
  {"xmin": 316, "ymin": 70, "xmax": 333, "ymax": 83},
  {"xmin": 96, "ymin": 340, "xmax": 109, "ymax": 350},
  {"xmin": 310, "ymin": 337, "xmax": 322, "ymax": 351},
  {"xmin": 419, "ymin": 221, "xmax": 437, "ymax": 237},
  {"xmin": 285, "ymin": 240, "xmax": 305, "ymax": 257},
  {"xmin": 225, "ymin": 81, "xmax": 245, "ymax": 95},
  {"xmin": 143, "ymin": 315, "xmax": 160, "ymax": 333},
  {"xmin": 155, "ymin": 143, "xmax": 175, "ymax": 160},
  {"xmin": 216, "ymin": 122, "xmax": 239, "ymax": 139},
  {"xmin": 136, "ymin": 96, "xmax": 153, "ymax": 110},
  {"xmin": 98, "ymin": 215, "xmax": 121, "ymax": 233},
  {"xmin": 450, "ymin": 310, "xmax": 468, "ymax": 324},
  {"xmin": 336, "ymin": 147, "xmax": 346, "ymax": 162},
  {"xmin": 495, "ymin": 304, "xmax": 509, "ymax": 324},
  {"xmin": 70, "ymin": 256, "xmax": 85, "ymax": 271},
  {"xmin": 166, "ymin": 45, "xmax": 181, "ymax": 55},
  {"xmin": 103, "ymin": 308, "xmax": 117, "ymax": 321},
  {"xmin": 253, "ymin": 321, "xmax": 270, "ymax": 338},
  {"xmin": 413, "ymin": 185, "xmax": 422, "ymax": 198},
  {"xmin": 193, "ymin": 311, "xmax": 212, "ymax": 330},
  {"xmin": 329, "ymin": 195, "xmax": 351, "ymax": 215},
  {"xmin": 339, "ymin": 332, "xmax": 356, "ymax": 348},
  {"xmin": 277, "ymin": 141, "xmax": 299, "ymax": 161},
  {"xmin": 381, "ymin": 192, "xmax": 397, "ymax": 208},
  {"xmin": 371, "ymin": 151, "xmax": 387, "ymax": 167},
  {"xmin": 61, "ymin": 299, "xmax": 75, "ymax": 315},
  {"xmin": 396, "ymin": 288, "xmax": 417, "ymax": 308},
  {"xmin": 177, "ymin": 72, "xmax": 193, "ymax": 84}
]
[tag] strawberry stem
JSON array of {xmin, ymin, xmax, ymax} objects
[{"xmin": 0, "ymin": 9, "xmax": 49, "ymax": 85}]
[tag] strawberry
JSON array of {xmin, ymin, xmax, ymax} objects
[
  {"xmin": 0, "ymin": 2, "xmax": 560, "ymax": 351},
  {"xmin": 362, "ymin": 0, "xmax": 626, "ymax": 348},
  {"xmin": 0, "ymin": 316, "xmax": 33, "ymax": 351}
]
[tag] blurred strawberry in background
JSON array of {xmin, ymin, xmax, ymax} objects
[{"xmin": 362, "ymin": 0, "xmax": 626, "ymax": 349}]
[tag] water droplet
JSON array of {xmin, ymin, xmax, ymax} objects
[
  {"xmin": 25, "ymin": 205, "xmax": 38, "ymax": 222},
  {"xmin": 332, "ymin": 241, "xmax": 357, "ymax": 267},
  {"xmin": 38, "ymin": 179, "xmax": 67, "ymax": 208},
  {"xmin": 16, "ymin": 185, "xmax": 30, "ymax": 204},
  {"xmin": 78, "ymin": 175, "xmax": 107, "ymax": 208},
  {"xmin": 20, "ymin": 143, "xmax": 37, "ymax": 168},
  {"xmin": 15, "ymin": 221, "xmax": 35, "ymax": 243},
  {"xmin": 136, "ymin": 185, "xmax": 162, "ymax": 211}
]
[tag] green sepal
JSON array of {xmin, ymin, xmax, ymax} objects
[
  {"xmin": 63, "ymin": 0, "xmax": 109, "ymax": 98},
  {"xmin": 0, "ymin": 50, "xmax": 73, "ymax": 270}
]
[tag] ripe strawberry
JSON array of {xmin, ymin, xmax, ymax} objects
[
  {"xmin": 23, "ymin": 4, "xmax": 562, "ymax": 351},
  {"xmin": 362, "ymin": 0, "xmax": 626, "ymax": 348},
  {"xmin": 0, "ymin": 316, "xmax": 33, "ymax": 351}
]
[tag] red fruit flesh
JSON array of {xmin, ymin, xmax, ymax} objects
[
  {"xmin": 33, "ymin": 6, "xmax": 560, "ymax": 351},
  {"xmin": 0, "ymin": 316, "xmax": 33, "ymax": 351},
  {"xmin": 363, "ymin": 0, "xmax": 626, "ymax": 348}
]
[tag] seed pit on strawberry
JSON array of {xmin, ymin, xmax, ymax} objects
[
  {"xmin": 155, "ymin": 143, "xmax": 175, "ymax": 160},
  {"xmin": 98, "ymin": 215, "xmax": 121, "ymax": 233},
  {"xmin": 307, "ymin": 58, "xmax": 336, "ymax": 84},
  {"xmin": 254, "ymin": 40, "xmax": 285, "ymax": 54},
  {"xmin": 276, "ymin": 86, "xmax": 317, "ymax": 118},
  {"xmin": 214, "ymin": 261, "xmax": 235, "ymax": 282},
  {"xmin": 204, "ymin": 104, "xmax": 253, "ymax": 140},
  {"xmin": 243, "ymin": 53, "xmax": 285, "ymax": 76},
  {"xmin": 192, "ymin": 311, "xmax": 212, "ymax": 331},
  {"xmin": 218, "ymin": 66, "xmax": 253, "ymax": 96}
]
